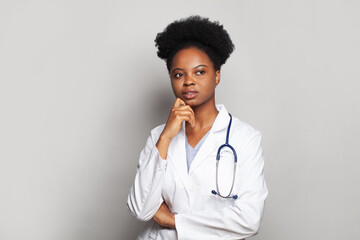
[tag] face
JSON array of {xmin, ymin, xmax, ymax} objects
[{"xmin": 169, "ymin": 47, "xmax": 220, "ymax": 107}]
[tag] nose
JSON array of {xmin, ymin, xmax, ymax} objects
[{"xmin": 184, "ymin": 75, "xmax": 195, "ymax": 86}]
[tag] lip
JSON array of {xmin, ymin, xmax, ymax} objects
[{"xmin": 182, "ymin": 90, "xmax": 199, "ymax": 100}]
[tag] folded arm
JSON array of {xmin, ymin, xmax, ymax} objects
[{"xmin": 127, "ymin": 134, "xmax": 167, "ymax": 221}]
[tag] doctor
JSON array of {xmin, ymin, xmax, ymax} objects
[{"xmin": 127, "ymin": 16, "xmax": 268, "ymax": 239}]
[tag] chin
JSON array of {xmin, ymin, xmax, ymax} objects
[
  {"xmin": 183, "ymin": 98, "xmax": 196, "ymax": 104},
  {"xmin": 185, "ymin": 100, "xmax": 202, "ymax": 108}
]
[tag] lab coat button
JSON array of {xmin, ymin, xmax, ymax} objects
[{"xmin": 189, "ymin": 186, "xmax": 195, "ymax": 191}]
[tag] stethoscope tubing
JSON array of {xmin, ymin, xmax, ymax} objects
[
  {"xmin": 215, "ymin": 161, "xmax": 237, "ymax": 199},
  {"xmin": 212, "ymin": 113, "xmax": 238, "ymax": 200}
]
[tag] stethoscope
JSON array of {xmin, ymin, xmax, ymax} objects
[{"xmin": 211, "ymin": 113, "xmax": 238, "ymax": 200}]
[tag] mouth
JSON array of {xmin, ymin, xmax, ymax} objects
[{"xmin": 182, "ymin": 90, "xmax": 199, "ymax": 100}]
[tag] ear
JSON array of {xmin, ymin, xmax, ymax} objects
[{"xmin": 215, "ymin": 70, "xmax": 220, "ymax": 86}]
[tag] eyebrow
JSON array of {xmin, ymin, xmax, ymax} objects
[{"xmin": 171, "ymin": 65, "xmax": 208, "ymax": 74}]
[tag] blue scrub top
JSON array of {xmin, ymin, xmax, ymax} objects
[{"xmin": 185, "ymin": 131, "xmax": 210, "ymax": 172}]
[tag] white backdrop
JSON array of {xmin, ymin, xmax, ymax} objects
[{"xmin": 1, "ymin": 0, "xmax": 359, "ymax": 239}]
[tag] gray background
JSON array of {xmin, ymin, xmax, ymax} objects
[{"xmin": 1, "ymin": 0, "xmax": 359, "ymax": 239}]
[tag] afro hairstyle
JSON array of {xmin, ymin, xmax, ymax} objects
[{"xmin": 154, "ymin": 15, "xmax": 235, "ymax": 72}]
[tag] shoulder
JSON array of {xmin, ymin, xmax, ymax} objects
[
  {"xmin": 230, "ymin": 116, "xmax": 262, "ymax": 147},
  {"xmin": 228, "ymin": 117, "xmax": 263, "ymax": 162},
  {"xmin": 217, "ymin": 104, "xmax": 261, "ymax": 140}
]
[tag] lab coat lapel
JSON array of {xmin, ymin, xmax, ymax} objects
[
  {"xmin": 168, "ymin": 122, "xmax": 189, "ymax": 188},
  {"xmin": 188, "ymin": 132, "xmax": 220, "ymax": 175},
  {"xmin": 188, "ymin": 105, "xmax": 231, "ymax": 175}
]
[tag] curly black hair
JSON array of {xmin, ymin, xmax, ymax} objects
[{"xmin": 154, "ymin": 15, "xmax": 235, "ymax": 72}]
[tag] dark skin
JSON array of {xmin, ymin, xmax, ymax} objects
[{"xmin": 154, "ymin": 47, "xmax": 220, "ymax": 229}]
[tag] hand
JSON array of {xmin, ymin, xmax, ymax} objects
[
  {"xmin": 156, "ymin": 98, "xmax": 195, "ymax": 159},
  {"xmin": 161, "ymin": 98, "xmax": 195, "ymax": 141},
  {"xmin": 153, "ymin": 202, "xmax": 175, "ymax": 229}
]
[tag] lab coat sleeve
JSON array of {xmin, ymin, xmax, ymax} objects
[
  {"xmin": 127, "ymin": 131, "xmax": 167, "ymax": 221},
  {"xmin": 175, "ymin": 131, "xmax": 268, "ymax": 239}
]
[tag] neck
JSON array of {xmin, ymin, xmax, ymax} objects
[{"xmin": 185, "ymin": 97, "xmax": 218, "ymax": 132}]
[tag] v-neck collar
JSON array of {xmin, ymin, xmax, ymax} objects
[{"xmin": 185, "ymin": 130, "xmax": 210, "ymax": 150}]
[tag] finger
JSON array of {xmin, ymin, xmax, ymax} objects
[
  {"xmin": 174, "ymin": 106, "xmax": 195, "ymax": 127},
  {"xmin": 175, "ymin": 105, "xmax": 195, "ymax": 114},
  {"xmin": 175, "ymin": 115, "xmax": 191, "ymax": 123},
  {"xmin": 172, "ymin": 98, "xmax": 185, "ymax": 108},
  {"xmin": 174, "ymin": 113, "xmax": 193, "ymax": 125},
  {"xmin": 172, "ymin": 98, "xmax": 181, "ymax": 109},
  {"xmin": 177, "ymin": 114, "xmax": 195, "ymax": 128},
  {"xmin": 174, "ymin": 112, "xmax": 191, "ymax": 119},
  {"xmin": 172, "ymin": 107, "xmax": 194, "ymax": 117},
  {"xmin": 178, "ymin": 98, "xmax": 186, "ymax": 107},
  {"xmin": 173, "ymin": 109, "xmax": 193, "ymax": 117},
  {"xmin": 180, "ymin": 110, "xmax": 195, "ymax": 127},
  {"xmin": 177, "ymin": 106, "xmax": 195, "ymax": 126}
]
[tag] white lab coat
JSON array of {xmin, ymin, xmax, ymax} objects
[{"xmin": 127, "ymin": 105, "xmax": 268, "ymax": 240}]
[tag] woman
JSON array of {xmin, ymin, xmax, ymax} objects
[{"xmin": 127, "ymin": 16, "xmax": 268, "ymax": 239}]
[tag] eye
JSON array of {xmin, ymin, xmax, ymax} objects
[
  {"xmin": 174, "ymin": 73, "xmax": 184, "ymax": 78},
  {"xmin": 196, "ymin": 70, "xmax": 205, "ymax": 75}
]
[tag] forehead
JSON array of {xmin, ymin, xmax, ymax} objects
[{"xmin": 171, "ymin": 47, "xmax": 213, "ymax": 69}]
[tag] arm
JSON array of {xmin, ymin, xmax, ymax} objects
[
  {"xmin": 127, "ymin": 98, "xmax": 195, "ymax": 221},
  {"xmin": 175, "ymin": 131, "xmax": 268, "ymax": 239},
  {"xmin": 153, "ymin": 202, "xmax": 175, "ymax": 228},
  {"xmin": 127, "ymin": 133, "xmax": 168, "ymax": 221}
]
